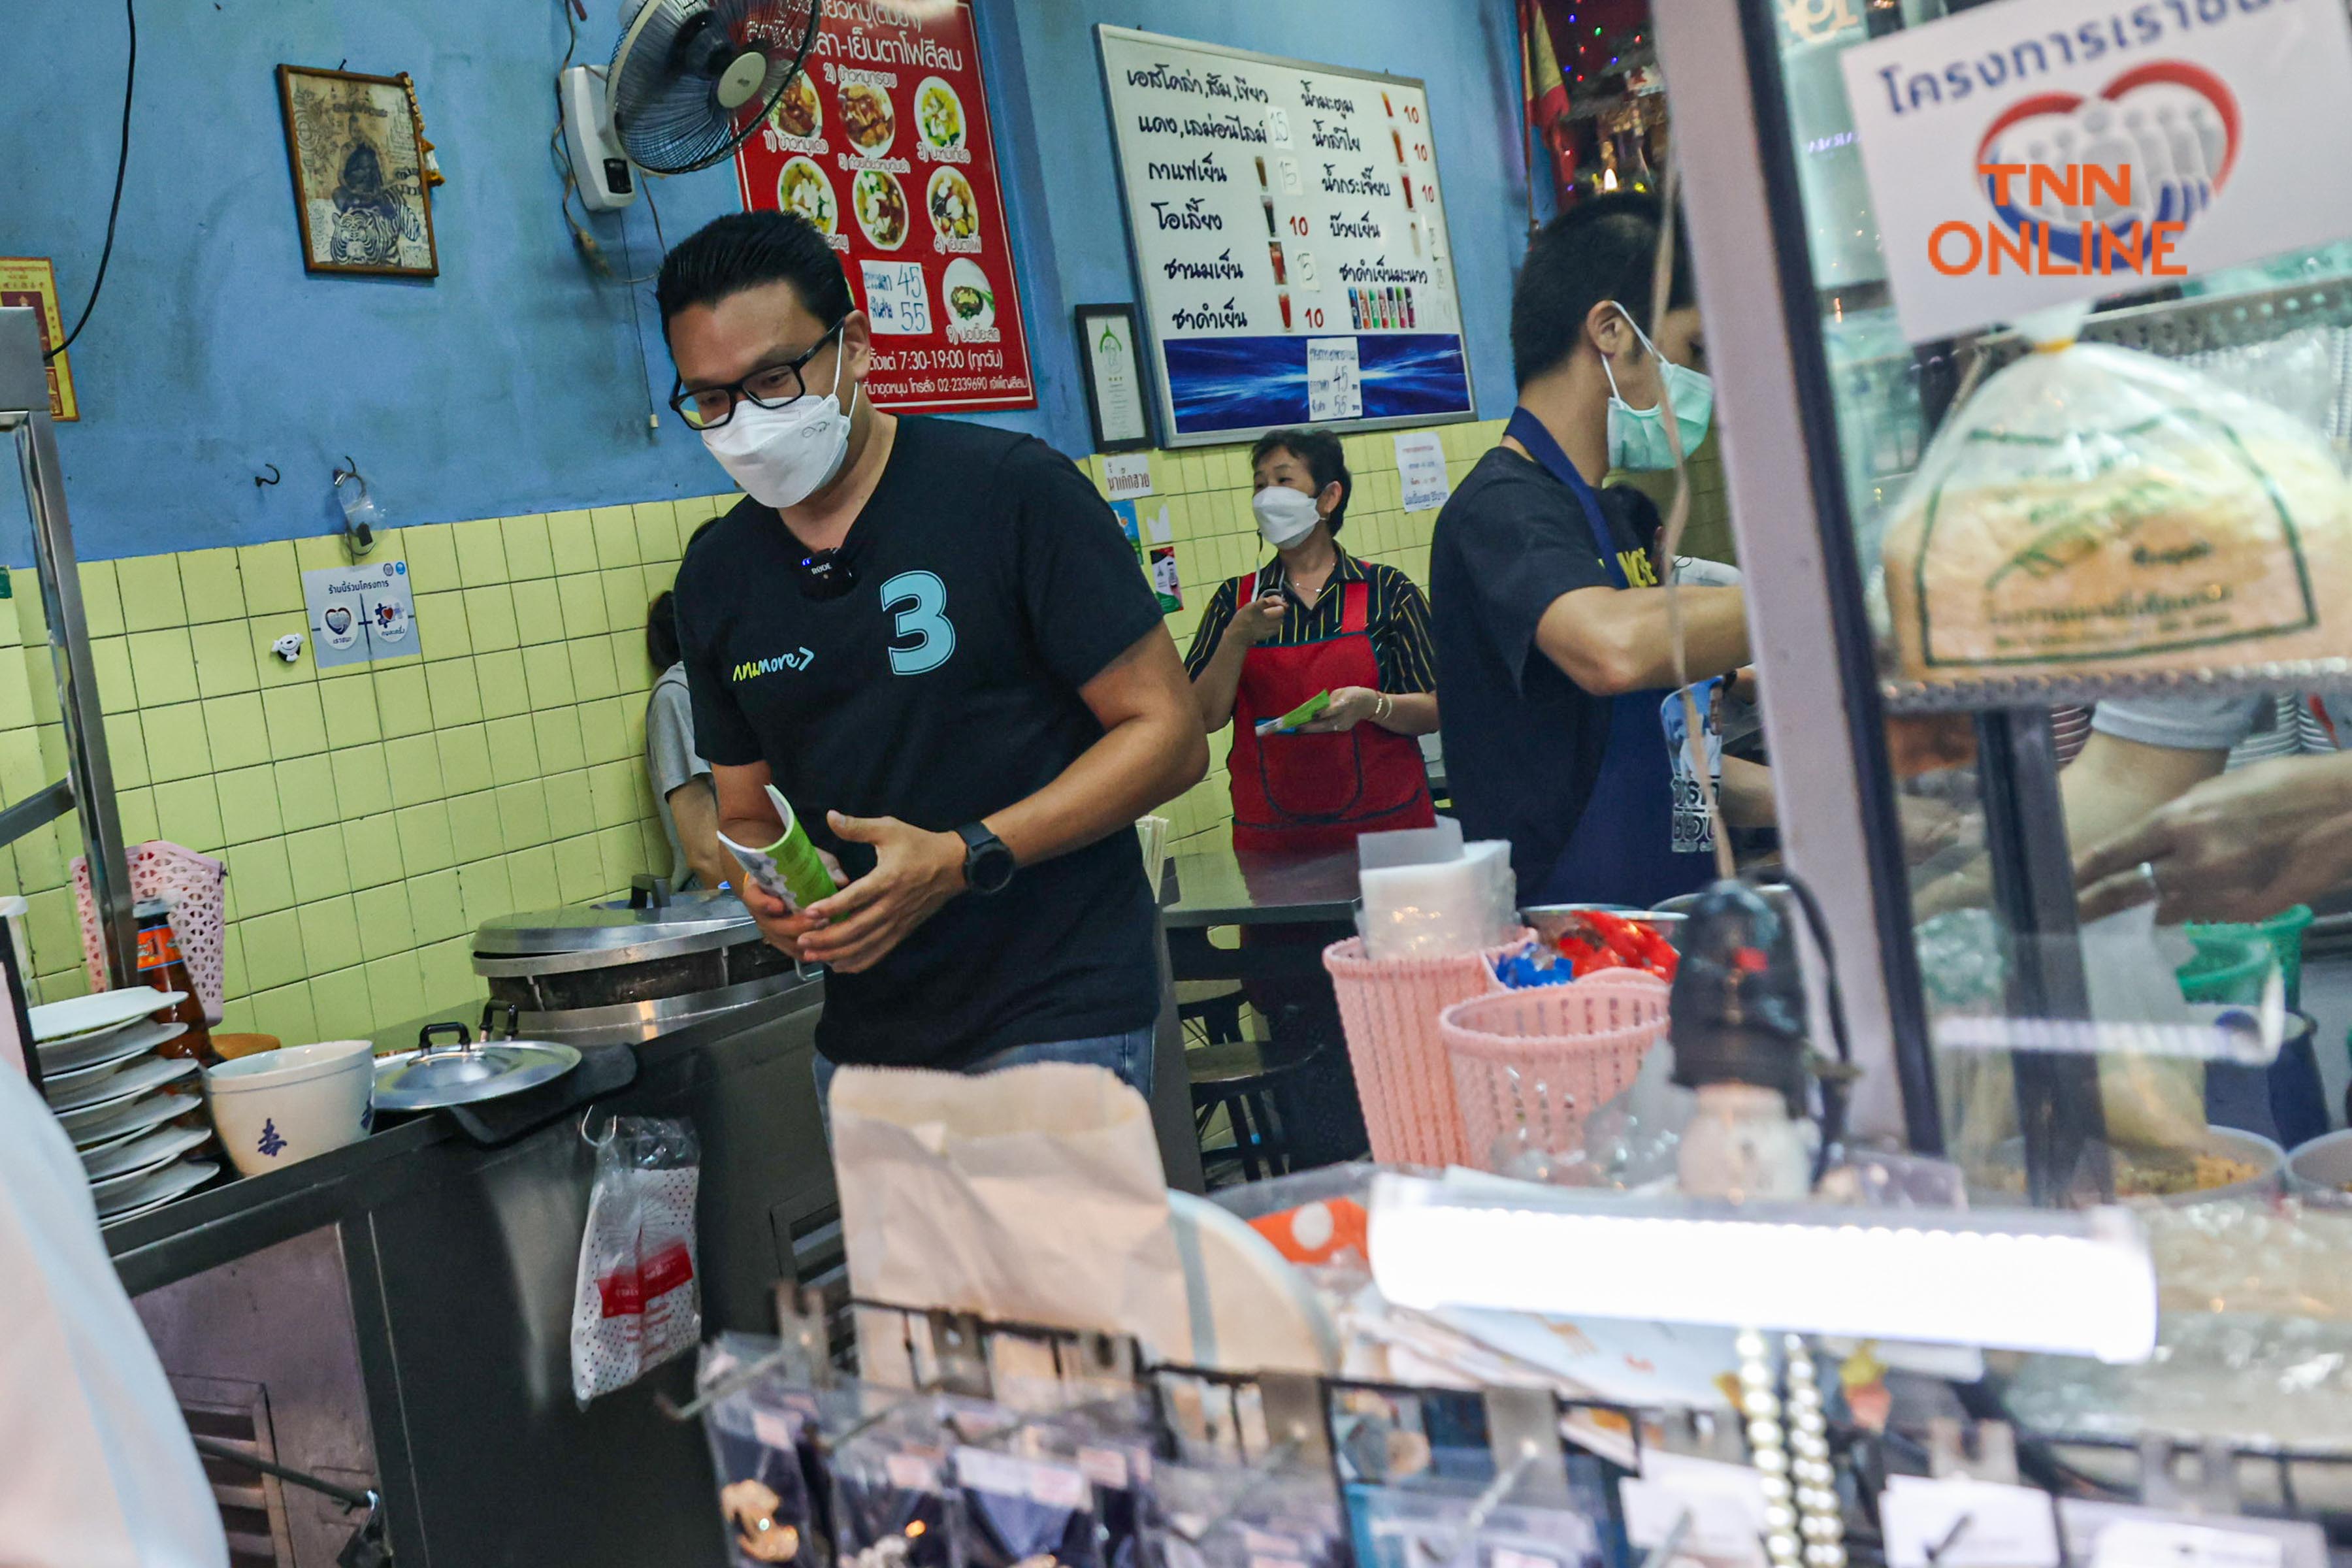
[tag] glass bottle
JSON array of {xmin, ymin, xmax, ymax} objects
[{"xmin": 134, "ymin": 898, "xmax": 218, "ymax": 1066}]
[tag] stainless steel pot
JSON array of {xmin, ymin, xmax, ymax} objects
[{"xmin": 471, "ymin": 892, "xmax": 811, "ymax": 1046}]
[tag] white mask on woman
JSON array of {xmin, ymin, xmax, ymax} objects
[
  {"xmin": 1250, "ymin": 485, "xmax": 1323, "ymax": 549},
  {"xmin": 699, "ymin": 349, "xmax": 855, "ymax": 510}
]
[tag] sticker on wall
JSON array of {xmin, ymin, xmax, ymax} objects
[
  {"xmin": 1109, "ymin": 498, "xmax": 1143, "ymax": 560},
  {"xmin": 0, "ymin": 257, "xmax": 78, "ymax": 421},
  {"xmin": 304, "ymin": 559, "xmax": 421, "ymax": 668},
  {"xmin": 1149, "ymin": 545, "xmax": 1182, "ymax": 614}
]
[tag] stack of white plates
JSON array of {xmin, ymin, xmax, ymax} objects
[{"xmin": 32, "ymin": 988, "xmax": 219, "ymax": 1226}]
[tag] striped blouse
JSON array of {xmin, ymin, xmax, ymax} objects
[{"xmin": 1183, "ymin": 547, "xmax": 1437, "ymax": 694}]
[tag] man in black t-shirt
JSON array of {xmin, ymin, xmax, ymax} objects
[
  {"xmin": 1431, "ymin": 194, "xmax": 1769, "ymax": 906},
  {"xmin": 660, "ymin": 212, "xmax": 1207, "ymax": 1088}
]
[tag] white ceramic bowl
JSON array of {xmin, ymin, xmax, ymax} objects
[
  {"xmin": 204, "ymin": 1039, "xmax": 376, "ymax": 1177},
  {"xmin": 2286, "ymin": 1128, "xmax": 2352, "ymax": 1209}
]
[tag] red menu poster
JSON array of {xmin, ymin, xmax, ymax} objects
[{"xmin": 734, "ymin": 1, "xmax": 1037, "ymax": 413}]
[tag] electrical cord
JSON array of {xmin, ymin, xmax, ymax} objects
[
  {"xmin": 49, "ymin": 0, "xmax": 136, "ymax": 362},
  {"xmin": 551, "ymin": 0, "xmax": 668, "ymax": 284}
]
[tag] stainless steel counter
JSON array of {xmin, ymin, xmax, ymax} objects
[{"xmin": 120, "ymin": 975, "xmax": 835, "ymax": 1568}]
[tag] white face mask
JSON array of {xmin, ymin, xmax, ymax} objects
[
  {"xmin": 698, "ymin": 344, "xmax": 854, "ymax": 510},
  {"xmin": 1251, "ymin": 484, "xmax": 1323, "ymax": 549}
]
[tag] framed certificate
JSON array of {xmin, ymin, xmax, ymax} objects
[{"xmin": 1075, "ymin": 303, "xmax": 1153, "ymax": 452}]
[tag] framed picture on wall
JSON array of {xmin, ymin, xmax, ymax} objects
[
  {"xmin": 1074, "ymin": 304, "xmax": 1154, "ymax": 452},
  {"xmin": 276, "ymin": 65, "xmax": 439, "ymax": 278}
]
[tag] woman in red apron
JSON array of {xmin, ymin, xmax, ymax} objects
[{"xmin": 1186, "ymin": 428, "xmax": 1439, "ymax": 855}]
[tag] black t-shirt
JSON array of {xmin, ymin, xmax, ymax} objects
[
  {"xmin": 674, "ymin": 417, "xmax": 1167, "ymax": 1068},
  {"xmin": 1429, "ymin": 446, "xmax": 1661, "ymax": 892}
]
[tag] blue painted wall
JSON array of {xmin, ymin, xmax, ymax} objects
[{"xmin": 0, "ymin": 1, "xmax": 1529, "ymax": 563}]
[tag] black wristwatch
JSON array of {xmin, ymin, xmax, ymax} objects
[{"xmin": 956, "ymin": 823, "xmax": 1017, "ymax": 894}]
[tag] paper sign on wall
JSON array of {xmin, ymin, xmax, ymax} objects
[
  {"xmin": 1307, "ymin": 337, "xmax": 1363, "ymax": 422},
  {"xmin": 1840, "ymin": 0, "xmax": 2352, "ymax": 343},
  {"xmin": 1105, "ymin": 453, "xmax": 1154, "ymax": 499},
  {"xmin": 304, "ymin": 560, "xmax": 420, "ymax": 668},
  {"xmin": 1394, "ymin": 430, "xmax": 1451, "ymax": 512}
]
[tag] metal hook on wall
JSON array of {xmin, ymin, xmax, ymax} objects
[{"xmin": 253, "ymin": 463, "xmax": 280, "ymax": 489}]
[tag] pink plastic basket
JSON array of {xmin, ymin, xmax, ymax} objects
[
  {"xmin": 1322, "ymin": 931, "xmax": 1528, "ymax": 1168},
  {"xmin": 71, "ymin": 841, "xmax": 227, "ymax": 1022},
  {"xmin": 1440, "ymin": 975, "xmax": 1671, "ymax": 1172}
]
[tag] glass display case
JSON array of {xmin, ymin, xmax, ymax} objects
[{"xmin": 1657, "ymin": 0, "xmax": 2352, "ymax": 1206}]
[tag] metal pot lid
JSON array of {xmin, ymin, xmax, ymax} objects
[
  {"xmin": 474, "ymin": 894, "xmax": 757, "ymax": 961},
  {"xmin": 374, "ymin": 1037, "xmax": 582, "ymax": 1113}
]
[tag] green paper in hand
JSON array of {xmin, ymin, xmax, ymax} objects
[{"xmin": 1256, "ymin": 689, "xmax": 1332, "ymax": 736}]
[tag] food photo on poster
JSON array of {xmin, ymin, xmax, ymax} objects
[{"xmin": 734, "ymin": 0, "xmax": 1034, "ymax": 412}]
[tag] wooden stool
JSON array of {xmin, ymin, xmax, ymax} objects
[{"xmin": 1188, "ymin": 1036, "xmax": 1319, "ymax": 1186}]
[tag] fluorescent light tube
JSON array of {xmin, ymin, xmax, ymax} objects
[{"xmin": 1367, "ymin": 1175, "xmax": 2157, "ymax": 1365}]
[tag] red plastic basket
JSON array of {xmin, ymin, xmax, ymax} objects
[{"xmin": 1439, "ymin": 975, "xmax": 1670, "ymax": 1172}]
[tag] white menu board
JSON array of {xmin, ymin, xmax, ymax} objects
[{"xmin": 1096, "ymin": 26, "xmax": 1475, "ymax": 447}]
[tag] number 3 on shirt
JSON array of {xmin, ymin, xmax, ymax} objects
[{"xmin": 879, "ymin": 570, "xmax": 956, "ymax": 675}]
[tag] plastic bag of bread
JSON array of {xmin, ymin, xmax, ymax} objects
[{"xmin": 1884, "ymin": 333, "xmax": 2352, "ymax": 681}]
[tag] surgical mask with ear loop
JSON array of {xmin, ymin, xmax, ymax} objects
[
  {"xmin": 700, "ymin": 345, "xmax": 857, "ymax": 510},
  {"xmin": 1601, "ymin": 304, "xmax": 1714, "ymax": 473},
  {"xmin": 1251, "ymin": 484, "xmax": 1324, "ymax": 549}
]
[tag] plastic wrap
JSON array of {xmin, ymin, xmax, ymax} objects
[{"xmin": 1882, "ymin": 341, "xmax": 2352, "ymax": 681}]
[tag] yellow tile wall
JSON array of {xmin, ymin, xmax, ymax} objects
[
  {"xmin": 3, "ymin": 495, "xmax": 738, "ymax": 1041},
  {"xmin": 5, "ymin": 413, "xmax": 1728, "ymax": 1034}
]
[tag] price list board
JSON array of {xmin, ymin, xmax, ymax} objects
[
  {"xmin": 1095, "ymin": 25, "xmax": 1475, "ymax": 447},
  {"xmin": 734, "ymin": 0, "xmax": 1036, "ymax": 413}
]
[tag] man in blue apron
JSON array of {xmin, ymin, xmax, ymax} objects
[{"xmin": 1432, "ymin": 192, "xmax": 1770, "ymax": 907}]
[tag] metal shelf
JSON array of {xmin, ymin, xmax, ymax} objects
[{"xmin": 1881, "ymin": 661, "xmax": 2352, "ymax": 715}]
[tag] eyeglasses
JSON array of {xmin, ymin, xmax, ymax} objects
[{"xmin": 670, "ymin": 319, "xmax": 845, "ymax": 431}]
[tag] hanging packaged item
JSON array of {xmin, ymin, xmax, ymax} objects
[
  {"xmin": 831, "ymin": 1398, "xmax": 966, "ymax": 1568},
  {"xmin": 1143, "ymin": 1459, "xmax": 1349, "ymax": 1568},
  {"xmin": 570, "ymin": 1115, "xmax": 702, "ymax": 1405},
  {"xmin": 1882, "ymin": 335, "xmax": 2352, "ymax": 681},
  {"xmin": 1355, "ymin": 1487, "xmax": 1609, "ymax": 1568},
  {"xmin": 955, "ymin": 1445, "xmax": 1105, "ymax": 1568},
  {"xmin": 698, "ymin": 1334, "xmax": 839, "ymax": 1567}
]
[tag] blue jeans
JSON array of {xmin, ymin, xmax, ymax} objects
[{"xmin": 814, "ymin": 1025, "xmax": 1158, "ymax": 1127}]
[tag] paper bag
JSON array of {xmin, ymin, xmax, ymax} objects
[{"xmin": 830, "ymin": 1062, "xmax": 1188, "ymax": 1362}]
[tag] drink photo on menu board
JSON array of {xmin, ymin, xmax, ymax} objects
[
  {"xmin": 734, "ymin": 0, "xmax": 1036, "ymax": 413},
  {"xmin": 1096, "ymin": 26, "xmax": 1475, "ymax": 446}
]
